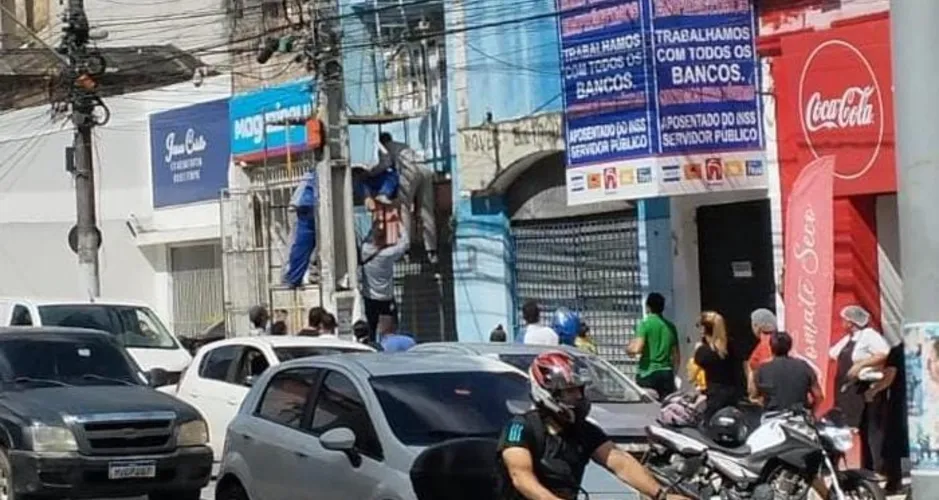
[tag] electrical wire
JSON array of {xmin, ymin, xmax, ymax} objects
[
  {"xmin": 1, "ymin": 0, "xmax": 784, "ymax": 118},
  {"xmin": 0, "ymin": 118, "xmax": 69, "ymax": 193}
]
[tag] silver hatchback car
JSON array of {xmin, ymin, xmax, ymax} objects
[{"xmin": 214, "ymin": 352, "xmax": 535, "ymax": 500}]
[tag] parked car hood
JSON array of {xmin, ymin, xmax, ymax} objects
[
  {"xmin": 588, "ymin": 401, "xmax": 660, "ymax": 439},
  {"xmin": 0, "ymin": 386, "xmax": 201, "ymax": 423}
]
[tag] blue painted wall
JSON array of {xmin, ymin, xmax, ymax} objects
[
  {"xmin": 443, "ymin": 0, "xmax": 565, "ymax": 341},
  {"xmin": 341, "ymin": 0, "xmax": 674, "ymax": 342},
  {"xmin": 341, "ymin": 1, "xmax": 450, "ymax": 172}
]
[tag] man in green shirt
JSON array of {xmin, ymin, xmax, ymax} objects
[{"xmin": 627, "ymin": 292, "xmax": 680, "ymax": 399}]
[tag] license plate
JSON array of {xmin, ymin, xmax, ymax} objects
[{"xmin": 108, "ymin": 461, "xmax": 157, "ymax": 480}]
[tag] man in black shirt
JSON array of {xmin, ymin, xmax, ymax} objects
[
  {"xmin": 754, "ymin": 332, "xmax": 823, "ymax": 412},
  {"xmin": 497, "ymin": 351, "xmax": 687, "ymax": 500}
]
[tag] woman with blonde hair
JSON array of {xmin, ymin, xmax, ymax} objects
[{"xmin": 693, "ymin": 311, "xmax": 747, "ymax": 420}]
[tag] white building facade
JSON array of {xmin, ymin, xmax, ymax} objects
[
  {"xmin": 0, "ymin": 0, "xmax": 235, "ymax": 336},
  {"xmin": 0, "ymin": 75, "xmax": 233, "ymax": 336}
]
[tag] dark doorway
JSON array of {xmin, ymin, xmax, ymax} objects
[{"xmin": 696, "ymin": 199, "xmax": 775, "ymax": 356}]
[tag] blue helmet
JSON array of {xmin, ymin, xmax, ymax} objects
[{"xmin": 551, "ymin": 307, "xmax": 581, "ymax": 345}]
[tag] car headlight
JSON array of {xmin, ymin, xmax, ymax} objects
[
  {"xmin": 29, "ymin": 425, "xmax": 78, "ymax": 453},
  {"xmin": 177, "ymin": 420, "xmax": 209, "ymax": 447}
]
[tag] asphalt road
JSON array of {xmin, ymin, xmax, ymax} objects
[{"xmin": 117, "ymin": 480, "xmax": 214, "ymax": 500}]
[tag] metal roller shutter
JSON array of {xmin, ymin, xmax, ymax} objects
[
  {"xmin": 512, "ymin": 211, "xmax": 643, "ymax": 374},
  {"xmin": 171, "ymin": 244, "xmax": 224, "ymax": 338}
]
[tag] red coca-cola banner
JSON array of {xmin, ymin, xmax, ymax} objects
[
  {"xmin": 780, "ymin": 17, "xmax": 896, "ymax": 196},
  {"xmin": 784, "ymin": 155, "xmax": 835, "ymax": 399}
]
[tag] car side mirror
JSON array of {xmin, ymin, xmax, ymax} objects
[
  {"xmin": 320, "ymin": 427, "xmax": 356, "ymax": 451},
  {"xmin": 244, "ymin": 375, "xmax": 256, "ymax": 387},
  {"xmin": 147, "ymin": 368, "xmax": 170, "ymax": 388}
]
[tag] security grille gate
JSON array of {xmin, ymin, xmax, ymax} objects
[
  {"xmin": 170, "ymin": 244, "xmax": 224, "ymax": 338},
  {"xmin": 512, "ymin": 211, "xmax": 643, "ymax": 374}
]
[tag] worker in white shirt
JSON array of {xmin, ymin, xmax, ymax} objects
[
  {"xmin": 518, "ymin": 300, "xmax": 559, "ymax": 345},
  {"xmin": 829, "ymin": 305, "xmax": 892, "ymax": 486}
]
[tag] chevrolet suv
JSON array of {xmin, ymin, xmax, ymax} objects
[{"xmin": 0, "ymin": 327, "xmax": 212, "ymax": 499}]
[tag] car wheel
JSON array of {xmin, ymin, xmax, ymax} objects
[
  {"xmin": 0, "ymin": 449, "xmax": 42, "ymax": 500},
  {"xmin": 148, "ymin": 489, "xmax": 201, "ymax": 500},
  {"xmin": 0, "ymin": 449, "xmax": 11, "ymax": 500},
  {"xmin": 215, "ymin": 479, "xmax": 248, "ymax": 500}
]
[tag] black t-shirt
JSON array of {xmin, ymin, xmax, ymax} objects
[
  {"xmin": 694, "ymin": 342, "xmax": 746, "ymax": 394},
  {"xmin": 756, "ymin": 356, "xmax": 817, "ymax": 412},
  {"xmin": 496, "ymin": 411, "xmax": 608, "ymax": 500}
]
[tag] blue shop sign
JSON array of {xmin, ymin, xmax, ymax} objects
[
  {"xmin": 149, "ymin": 99, "xmax": 231, "ymax": 208},
  {"xmin": 229, "ymin": 78, "xmax": 317, "ymax": 161}
]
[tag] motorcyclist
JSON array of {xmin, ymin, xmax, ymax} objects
[
  {"xmin": 496, "ymin": 350, "xmax": 688, "ymax": 500},
  {"xmin": 550, "ymin": 307, "xmax": 581, "ymax": 347}
]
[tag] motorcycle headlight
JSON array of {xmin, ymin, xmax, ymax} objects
[
  {"xmin": 29, "ymin": 424, "xmax": 78, "ymax": 453},
  {"xmin": 820, "ymin": 426, "xmax": 854, "ymax": 452},
  {"xmin": 177, "ymin": 420, "xmax": 209, "ymax": 447}
]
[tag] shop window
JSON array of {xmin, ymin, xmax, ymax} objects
[{"xmin": 382, "ymin": 38, "xmax": 444, "ymax": 116}]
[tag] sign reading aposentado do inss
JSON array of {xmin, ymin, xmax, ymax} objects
[{"xmin": 558, "ymin": 0, "xmax": 765, "ymax": 205}]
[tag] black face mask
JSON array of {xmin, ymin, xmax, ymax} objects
[{"xmin": 572, "ymin": 398, "xmax": 591, "ymax": 422}]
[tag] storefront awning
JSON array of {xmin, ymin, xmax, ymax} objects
[{"xmin": 134, "ymin": 225, "xmax": 219, "ymax": 247}]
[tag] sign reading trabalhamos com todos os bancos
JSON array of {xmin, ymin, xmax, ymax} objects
[{"xmin": 557, "ymin": 0, "xmax": 766, "ymax": 205}]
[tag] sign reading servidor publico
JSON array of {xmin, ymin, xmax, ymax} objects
[{"xmin": 558, "ymin": 0, "xmax": 766, "ymax": 205}]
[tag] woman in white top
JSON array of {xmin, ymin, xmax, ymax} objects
[{"xmin": 829, "ymin": 305, "xmax": 890, "ymax": 478}]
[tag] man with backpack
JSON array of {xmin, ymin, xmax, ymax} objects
[
  {"xmin": 497, "ymin": 350, "xmax": 688, "ymax": 500},
  {"xmin": 359, "ymin": 219, "xmax": 409, "ymax": 335}
]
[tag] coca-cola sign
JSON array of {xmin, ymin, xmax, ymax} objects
[{"xmin": 798, "ymin": 40, "xmax": 885, "ymax": 181}]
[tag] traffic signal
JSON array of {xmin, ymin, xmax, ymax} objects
[
  {"xmin": 257, "ymin": 35, "xmax": 298, "ymax": 65},
  {"xmin": 257, "ymin": 37, "xmax": 279, "ymax": 64}
]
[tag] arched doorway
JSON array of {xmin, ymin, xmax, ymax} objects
[{"xmin": 495, "ymin": 151, "xmax": 645, "ymax": 372}]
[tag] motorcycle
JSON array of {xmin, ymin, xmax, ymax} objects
[
  {"xmin": 643, "ymin": 407, "xmax": 886, "ymax": 500},
  {"xmin": 408, "ymin": 436, "xmax": 705, "ymax": 499}
]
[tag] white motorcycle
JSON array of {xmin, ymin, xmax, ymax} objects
[{"xmin": 644, "ymin": 407, "xmax": 886, "ymax": 500}]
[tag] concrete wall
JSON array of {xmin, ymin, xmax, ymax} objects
[
  {"xmin": 0, "ymin": 75, "xmax": 231, "ymax": 328},
  {"xmin": 876, "ymin": 194, "xmax": 901, "ymax": 345},
  {"xmin": 759, "ymin": 0, "xmax": 888, "ymax": 36},
  {"xmin": 23, "ymin": 0, "xmax": 232, "ymax": 67}
]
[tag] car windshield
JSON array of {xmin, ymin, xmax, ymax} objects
[
  {"xmin": 371, "ymin": 371, "xmax": 529, "ymax": 447},
  {"xmin": 38, "ymin": 305, "xmax": 178, "ymax": 349},
  {"xmin": 274, "ymin": 346, "xmax": 367, "ymax": 361},
  {"xmin": 498, "ymin": 353, "xmax": 648, "ymax": 403},
  {"xmin": 0, "ymin": 336, "xmax": 142, "ymax": 387}
]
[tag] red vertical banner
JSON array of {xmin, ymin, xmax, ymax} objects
[{"xmin": 784, "ymin": 155, "xmax": 835, "ymax": 402}]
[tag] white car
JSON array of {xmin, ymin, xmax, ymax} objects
[
  {"xmin": 216, "ymin": 352, "xmax": 530, "ymax": 500},
  {"xmin": 175, "ymin": 335, "xmax": 375, "ymax": 462},
  {"xmin": 0, "ymin": 297, "xmax": 192, "ymax": 380}
]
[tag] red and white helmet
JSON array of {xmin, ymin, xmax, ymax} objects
[{"xmin": 528, "ymin": 351, "xmax": 591, "ymax": 423}]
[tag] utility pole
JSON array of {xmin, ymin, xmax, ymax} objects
[
  {"xmin": 308, "ymin": 0, "xmax": 346, "ymax": 314},
  {"xmin": 891, "ymin": 2, "xmax": 939, "ymax": 496},
  {"xmin": 60, "ymin": 0, "xmax": 103, "ymax": 298}
]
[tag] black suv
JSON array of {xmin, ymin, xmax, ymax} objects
[{"xmin": 0, "ymin": 328, "xmax": 212, "ymax": 499}]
